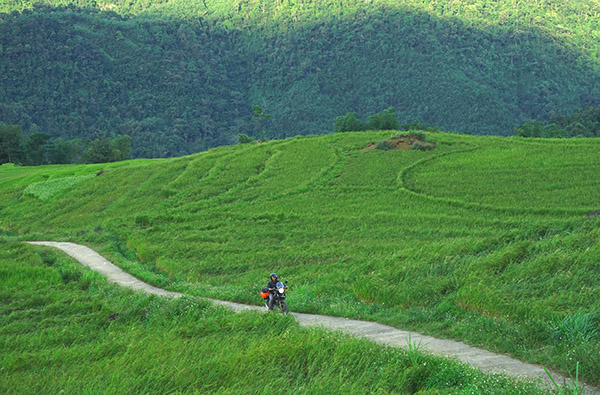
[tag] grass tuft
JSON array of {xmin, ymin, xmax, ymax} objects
[{"xmin": 554, "ymin": 310, "xmax": 599, "ymax": 345}]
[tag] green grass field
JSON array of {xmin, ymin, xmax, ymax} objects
[
  {"xmin": 1, "ymin": 131, "xmax": 599, "ymax": 389},
  {"xmin": 1, "ymin": 242, "xmax": 549, "ymax": 394}
]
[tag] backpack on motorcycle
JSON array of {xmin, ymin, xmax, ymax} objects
[{"xmin": 260, "ymin": 288, "xmax": 269, "ymax": 299}]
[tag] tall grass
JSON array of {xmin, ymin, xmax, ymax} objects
[
  {"xmin": 554, "ymin": 310, "xmax": 599, "ymax": 345},
  {"xmin": 1, "ymin": 131, "xmax": 599, "ymax": 384},
  {"xmin": 0, "ymin": 242, "xmax": 548, "ymax": 394}
]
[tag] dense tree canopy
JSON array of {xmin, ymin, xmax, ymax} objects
[
  {"xmin": 0, "ymin": 122, "xmax": 130, "ymax": 165},
  {"xmin": 334, "ymin": 107, "xmax": 400, "ymax": 132},
  {"xmin": 1, "ymin": 0, "xmax": 599, "ymax": 157},
  {"xmin": 515, "ymin": 104, "xmax": 600, "ymax": 138}
]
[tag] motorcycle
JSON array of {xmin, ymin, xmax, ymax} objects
[{"xmin": 261, "ymin": 281, "xmax": 289, "ymax": 314}]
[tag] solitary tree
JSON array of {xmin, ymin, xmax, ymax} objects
[
  {"xmin": 24, "ymin": 132, "xmax": 51, "ymax": 165},
  {"xmin": 0, "ymin": 123, "xmax": 24, "ymax": 164},
  {"xmin": 46, "ymin": 138, "xmax": 80, "ymax": 164},
  {"xmin": 252, "ymin": 105, "xmax": 271, "ymax": 141},
  {"xmin": 81, "ymin": 135, "xmax": 131, "ymax": 163}
]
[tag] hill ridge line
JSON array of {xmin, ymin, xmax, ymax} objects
[{"xmin": 26, "ymin": 241, "xmax": 597, "ymax": 393}]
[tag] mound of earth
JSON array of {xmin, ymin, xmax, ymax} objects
[{"xmin": 362, "ymin": 134, "xmax": 436, "ymax": 151}]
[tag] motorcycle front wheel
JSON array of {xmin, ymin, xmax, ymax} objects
[{"xmin": 280, "ymin": 300, "xmax": 289, "ymax": 314}]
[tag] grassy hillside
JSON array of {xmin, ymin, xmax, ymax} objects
[
  {"xmin": 3, "ymin": 243, "xmax": 550, "ymax": 393},
  {"xmin": 1, "ymin": 131, "xmax": 599, "ymax": 386},
  {"xmin": 1, "ymin": 0, "xmax": 600, "ymax": 156}
]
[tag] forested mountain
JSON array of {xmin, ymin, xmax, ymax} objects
[{"xmin": 1, "ymin": 0, "xmax": 599, "ymax": 157}]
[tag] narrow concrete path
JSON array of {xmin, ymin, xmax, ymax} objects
[{"xmin": 27, "ymin": 241, "xmax": 596, "ymax": 393}]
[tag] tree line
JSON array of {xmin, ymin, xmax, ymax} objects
[
  {"xmin": 514, "ymin": 104, "xmax": 600, "ymax": 138},
  {"xmin": 334, "ymin": 107, "xmax": 399, "ymax": 133},
  {"xmin": 0, "ymin": 1, "xmax": 599, "ymax": 158},
  {"xmin": 0, "ymin": 123, "xmax": 131, "ymax": 165}
]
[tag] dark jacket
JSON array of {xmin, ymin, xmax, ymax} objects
[{"xmin": 267, "ymin": 279, "xmax": 279, "ymax": 294}]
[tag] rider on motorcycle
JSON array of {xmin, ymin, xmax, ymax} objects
[{"xmin": 266, "ymin": 273, "xmax": 281, "ymax": 311}]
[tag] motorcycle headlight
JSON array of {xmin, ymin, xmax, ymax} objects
[{"xmin": 278, "ymin": 288, "xmax": 284, "ymax": 294}]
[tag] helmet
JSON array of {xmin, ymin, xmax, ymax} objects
[{"xmin": 270, "ymin": 273, "xmax": 277, "ymax": 279}]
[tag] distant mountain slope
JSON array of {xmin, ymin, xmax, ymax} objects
[
  {"xmin": 1, "ymin": 0, "xmax": 599, "ymax": 157},
  {"xmin": 0, "ymin": 9, "xmax": 248, "ymax": 157}
]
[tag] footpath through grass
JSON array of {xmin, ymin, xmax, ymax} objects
[
  {"xmin": 0, "ymin": 242, "xmax": 549, "ymax": 394},
  {"xmin": 1, "ymin": 131, "xmax": 599, "ymax": 386}
]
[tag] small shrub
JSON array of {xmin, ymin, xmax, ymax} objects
[
  {"xmin": 375, "ymin": 140, "xmax": 393, "ymax": 151},
  {"xmin": 554, "ymin": 310, "xmax": 599, "ymax": 345},
  {"xmin": 135, "ymin": 215, "xmax": 151, "ymax": 227},
  {"xmin": 238, "ymin": 133, "xmax": 253, "ymax": 144},
  {"xmin": 410, "ymin": 131, "xmax": 427, "ymax": 141},
  {"xmin": 411, "ymin": 142, "xmax": 433, "ymax": 151}
]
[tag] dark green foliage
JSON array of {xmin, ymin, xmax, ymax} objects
[
  {"xmin": 238, "ymin": 133, "xmax": 253, "ymax": 144},
  {"xmin": 23, "ymin": 133, "xmax": 51, "ymax": 165},
  {"xmin": 366, "ymin": 107, "xmax": 399, "ymax": 131},
  {"xmin": 45, "ymin": 138, "xmax": 81, "ymax": 164},
  {"xmin": 135, "ymin": 215, "xmax": 150, "ymax": 227},
  {"xmin": 551, "ymin": 105, "xmax": 600, "ymax": 137},
  {"xmin": 565, "ymin": 122, "xmax": 593, "ymax": 138},
  {"xmin": 514, "ymin": 120, "xmax": 571, "ymax": 138},
  {"xmin": 335, "ymin": 108, "xmax": 399, "ymax": 133},
  {"xmin": 514, "ymin": 121, "xmax": 546, "ymax": 138},
  {"xmin": 411, "ymin": 141, "xmax": 433, "ymax": 151},
  {"xmin": 334, "ymin": 112, "xmax": 364, "ymax": 133},
  {"xmin": 0, "ymin": 123, "xmax": 91, "ymax": 165},
  {"xmin": 0, "ymin": 123, "xmax": 24, "ymax": 164},
  {"xmin": 410, "ymin": 131, "xmax": 427, "ymax": 141},
  {"xmin": 402, "ymin": 120, "xmax": 442, "ymax": 133},
  {"xmin": 0, "ymin": 8, "xmax": 245, "ymax": 158},
  {"xmin": 80, "ymin": 135, "xmax": 131, "ymax": 164},
  {"xmin": 375, "ymin": 140, "xmax": 393, "ymax": 150},
  {"xmin": 252, "ymin": 106, "xmax": 271, "ymax": 142},
  {"xmin": 515, "ymin": 104, "xmax": 600, "ymax": 138},
  {"xmin": 1, "ymin": 1, "xmax": 600, "ymax": 157}
]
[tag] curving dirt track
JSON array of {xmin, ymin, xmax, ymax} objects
[{"xmin": 26, "ymin": 241, "xmax": 597, "ymax": 393}]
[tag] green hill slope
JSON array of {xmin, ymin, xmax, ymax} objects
[
  {"xmin": 1, "ymin": 0, "xmax": 600, "ymax": 157},
  {"xmin": 1, "ymin": 131, "xmax": 599, "ymax": 384},
  {"xmin": 0, "ymin": 242, "xmax": 549, "ymax": 393}
]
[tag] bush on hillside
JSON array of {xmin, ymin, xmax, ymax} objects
[
  {"xmin": 334, "ymin": 112, "xmax": 364, "ymax": 133},
  {"xmin": 334, "ymin": 107, "xmax": 401, "ymax": 133},
  {"xmin": 401, "ymin": 120, "xmax": 442, "ymax": 133},
  {"xmin": 375, "ymin": 140, "xmax": 393, "ymax": 151},
  {"xmin": 411, "ymin": 141, "xmax": 433, "ymax": 151},
  {"xmin": 80, "ymin": 135, "xmax": 131, "ymax": 164},
  {"xmin": 409, "ymin": 131, "xmax": 427, "ymax": 141},
  {"xmin": 238, "ymin": 133, "xmax": 253, "ymax": 144},
  {"xmin": 366, "ymin": 107, "xmax": 399, "ymax": 131},
  {"xmin": 0, "ymin": 123, "xmax": 24, "ymax": 164}
]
